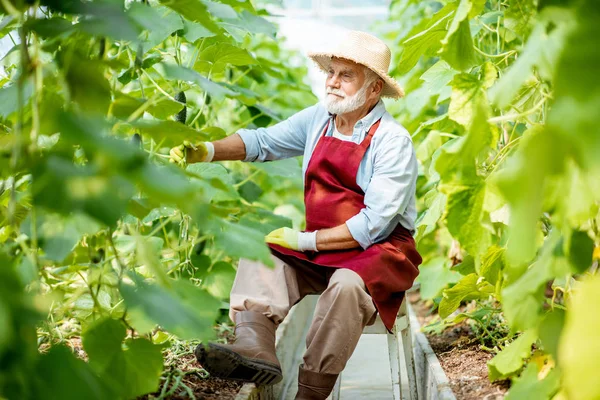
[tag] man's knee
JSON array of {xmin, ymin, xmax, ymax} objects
[{"xmin": 328, "ymin": 269, "xmax": 366, "ymax": 294}]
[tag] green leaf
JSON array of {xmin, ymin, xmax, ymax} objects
[
  {"xmin": 157, "ymin": 63, "xmax": 238, "ymax": 100},
  {"xmin": 202, "ymin": 261, "xmax": 236, "ymax": 299},
  {"xmin": 238, "ymin": 208, "xmax": 293, "ymax": 235},
  {"xmin": 439, "ymin": 273, "xmax": 494, "ymax": 318},
  {"xmin": 493, "ymin": 127, "xmax": 568, "ymax": 265},
  {"xmin": 567, "ymin": 230, "xmax": 594, "ymax": 273},
  {"xmin": 539, "ymin": 309, "xmax": 565, "ymax": 363},
  {"xmin": 414, "ymin": 190, "xmax": 446, "ymax": 243},
  {"xmin": 158, "ymin": 0, "xmax": 220, "ymax": 33},
  {"xmin": 447, "ymin": 73, "xmax": 488, "ymax": 128},
  {"xmin": 25, "ymin": 17, "xmax": 73, "ymax": 38},
  {"xmin": 58, "ymin": 52, "xmax": 111, "ymax": 113},
  {"xmin": 501, "ymin": 231, "xmax": 560, "ymax": 330},
  {"xmin": 195, "ymin": 42, "xmax": 256, "ymax": 75},
  {"xmin": 440, "ymin": 19, "xmax": 476, "ymax": 71},
  {"xmin": 416, "ymin": 257, "xmax": 461, "ymax": 300},
  {"xmin": 487, "ymin": 330, "xmax": 537, "ymax": 381},
  {"xmin": 120, "ymin": 277, "xmax": 220, "ymax": 340},
  {"xmin": 221, "ymin": 10, "xmax": 277, "ymax": 39},
  {"xmin": 182, "ymin": 18, "xmax": 216, "ymax": 42},
  {"xmin": 213, "ymin": 220, "xmax": 273, "ymax": 266},
  {"xmin": 34, "ymin": 346, "xmax": 115, "ymax": 400},
  {"xmin": 130, "ymin": 119, "xmax": 209, "ymax": 148},
  {"xmin": 128, "ymin": 4, "xmax": 183, "ymax": 48},
  {"xmin": 0, "ymin": 79, "xmax": 34, "ymax": 120},
  {"xmin": 76, "ymin": 2, "xmax": 141, "ymax": 42},
  {"xmin": 202, "ymin": 0, "xmax": 237, "ymax": 19},
  {"xmin": 505, "ymin": 362, "xmax": 560, "ymax": 400},
  {"xmin": 490, "ymin": 7, "xmax": 575, "ymax": 108},
  {"xmin": 252, "ymin": 158, "xmax": 301, "ymax": 178},
  {"xmin": 32, "ymin": 156, "xmax": 135, "ymax": 227},
  {"xmin": 479, "ymin": 245, "xmax": 504, "ymax": 286},
  {"xmin": 438, "ymin": 0, "xmax": 484, "ymax": 70},
  {"xmin": 453, "ymin": 254, "xmax": 476, "ymax": 275},
  {"xmin": 420, "ymin": 61, "xmax": 458, "ymax": 96},
  {"xmin": 558, "ymin": 275, "xmax": 600, "ymax": 400},
  {"xmin": 441, "ymin": 180, "xmax": 491, "ymax": 258},
  {"xmin": 83, "ymin": 318, "xmax": 164, "ymax": 399},
  {"xmin": 186, "ymin": 162, "xmax": 239, "ymax": 202},
  {"xmin": 135, "ymin": 235, "xmax": 169, "ymax": 286},
  {"xmin": 397, "ymin": 3, "xmax": 458, "ymax": 74}
]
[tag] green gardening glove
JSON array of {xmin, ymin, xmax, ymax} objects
[{"xmin": 169, "ymin": 140, "xmax": 209, "ymax": 166}]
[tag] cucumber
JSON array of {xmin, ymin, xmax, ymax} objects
[{"xmin": 174, "ymin": 91, "xmax": 187, "ymax": 124}]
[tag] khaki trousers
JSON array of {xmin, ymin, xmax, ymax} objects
[{"xmin": 230, "ymin": 254, "xmax": 377, "ymax": 375}]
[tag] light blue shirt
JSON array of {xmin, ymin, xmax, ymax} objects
[{"xmin": 237, "ymin": 100, "xmax": 418, "ymax": 250}]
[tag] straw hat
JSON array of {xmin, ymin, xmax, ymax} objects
[{"xmin": 307, "ymin": 30, "xmax": 404, "ymax": 99}]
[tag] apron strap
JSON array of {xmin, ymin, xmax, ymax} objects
[
  {"xmin": 321, "ymin": 116, "xmax": 382, "ymax": 148},
  {"xmin": 359, "ymin": 118, "xmax": 382, "ymax": 149}
]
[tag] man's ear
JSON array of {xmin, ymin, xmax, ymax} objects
[{"xmin": 371, "ymin": 79, "xmax": 384, "ymax": 97}]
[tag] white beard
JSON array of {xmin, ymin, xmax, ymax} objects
[{"xmin": 323, "ymin": 83, "xmax": 369, "ymax": 115}]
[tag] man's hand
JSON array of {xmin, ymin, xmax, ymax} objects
[
  {"xmin": 265, "ymin": 228, "xmax": 318, "ymax": 252},
  {"xmin": 169, "ymin": 141, "xmax": 209, "ymax": 165}
]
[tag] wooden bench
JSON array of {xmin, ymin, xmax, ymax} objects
[{"xmin": 331, "ymin": 300, "xmax": 418, "ymax": 400}]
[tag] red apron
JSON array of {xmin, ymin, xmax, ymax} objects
[{"xmin": 269, "ymin": 117, "xmax": 422, "ymax": 331}]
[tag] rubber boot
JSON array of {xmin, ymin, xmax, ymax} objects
[
  {"xmin": 295, "ymin": 365, "xmax": 339, "ymax": 400},
  {"xmin": 195, "ymin": 311, "xmax": 282, "ymax": 386}
]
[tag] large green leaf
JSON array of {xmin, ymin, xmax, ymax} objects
[
  {"xmin": 487, "ymin": 329, "xmax": 537, "ymax": 381},
  {"xmin": 157, "ymin": 63, "xmax": 238, "ymax": 100},
  {"xmin": 34, "ymin": 346, "xmax": 116, "ymax": 400},
  {"xmin": 129, "ymin": 119, "xmax": 209, "ymax": 147},
  {"xmin": 82, "ymin": 318, "xmax": 164, "ymax": 400},
  {"xmin": 490, "ymin": 7, "xmax": 575, "ymax": 108},
  {"xmin": 397, "ymin": 3, "xmax": 457, "ymax": 74},
  {"xmin": 439, "ymin": 0, "xmax": 485, "ymax": 70},
  {"xmin": 0, "ymin": 79, "xmax": 34, "ymax": 120},
  {"xmin": 505, "ymin": 362, "xmax": 560, "ymax": 400},
  {"xmin": 438, "ymin": 273, "xmax": 495, "ymax": 318},
  {"xmin": 158, "ymin": 0, "xmax": 220, "ymax": 33},
  {"xmin": 202, "ymin": 261, "xmax": 236, "ymax": 299},
  {"xmin": 493, "ymin": 126, "xmax": 568, "ymax": 265},
  {"xmin": 31, "ymin": 156, "xmax": 135, "ymax": 227},
  {"xmin": 416, "ymin": 257, "xmax": 461, "ymax": 300},
  {"xmin": 213, "ymin": 220, "xmax": 273, "ymax": 266},
  {"xmin": 120, "ymin": 277, "xmax": 220, "ymax": 340},
  {"xmin": 195, "ymin": 43, "xmax": 257, "ymax": 75},
  {"xmin": 128, "ymin": 4, "xmax": 183, "ymax": 48},
  {"xmin": 558, "ymin": 275, "xmax": 600, "ymax": 400},
  {"xmin": 441, "ymin": 180, "xmax": 490, "ymax": 258}
]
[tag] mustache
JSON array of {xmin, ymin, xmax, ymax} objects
[{"xmin": 326, "ymin": 88, "xmax": 346, "ymax": 97}]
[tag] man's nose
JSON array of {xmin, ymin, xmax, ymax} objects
[{"xmin": 326, "ymin": 74, "xmax": 341, "ymax": 88}]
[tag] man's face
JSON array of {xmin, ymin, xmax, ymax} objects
[{"xmin": 323, "ymin": 58, "xmax": 372, "ymax": 115}]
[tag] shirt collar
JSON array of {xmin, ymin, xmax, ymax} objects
[{"xmin": 328, "ymin": 99, "xmax": 386, "ymax": 131}]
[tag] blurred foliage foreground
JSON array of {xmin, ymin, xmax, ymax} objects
[
  {"xmin": 1, "ymin": 0, "xmax": 600, "ymax": 399},
  {"xmin": 0, "ymin": 0, "xmax": 316, "ymax": 398},
  {"xmin": 381, "ymin": 0, "xmax": 600, "ymax": 399}
]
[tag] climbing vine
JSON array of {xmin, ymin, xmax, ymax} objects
[
  {"xmin": 0, "ymin": 0, "xmax": 314, "ymax": 398},
  {"xmin": 384, "ymin": 0, "xmax": 600, "ymax": 397}
]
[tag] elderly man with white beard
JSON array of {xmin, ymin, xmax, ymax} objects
[{"xmin": 170, "ymin": 30, "xmax": 422, "ymax": 400}]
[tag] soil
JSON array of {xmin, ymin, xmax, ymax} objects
[
  {"xmin": 141, "ymin": 328, "xmax": 243, "ymax": 400},
  {"xmin": 407, "ymin": 291, "xmax": 510, "ymax": 400},
  {"xmin": 47, "ymin": 329, "xmax": 244, "ymax": 400}
]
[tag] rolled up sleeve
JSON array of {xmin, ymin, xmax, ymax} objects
[
  {"xmin": 237, "ymin": 104, "xmax": 318, "ymax": 162},
  {"xmin": 346, "ymin": 135, "xmax": 418, "ymax": 249}
]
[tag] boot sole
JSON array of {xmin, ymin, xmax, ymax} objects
[{"xmin": 195, "ymin": 343, "xmax": 283, "ymax": 386}]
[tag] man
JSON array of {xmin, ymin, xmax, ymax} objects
[{"xmin": 170, "ymin": 30, "xmax": 422, "ymax": 399}]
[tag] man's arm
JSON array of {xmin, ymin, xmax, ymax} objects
[
  {"xmin": 184, "ymin": 104, "xmax": 320, "ymax": 164},
  {"xmin": 186, "ymin": 133, "xmax": 247, "ymax": 162},
  {"xmin": 315, "ymin": 224, "xmax": 360, "ymax": 251}
]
